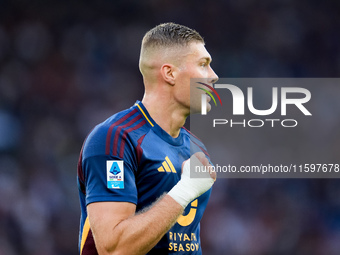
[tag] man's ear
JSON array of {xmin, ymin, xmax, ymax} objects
[{"xmin": 160, "ymin": 64, "xmax": 177, "ymax": 86}]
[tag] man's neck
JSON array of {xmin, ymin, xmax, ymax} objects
[{"xmin": 142, "ymin": 96, "xmax": 188, "ymax": 138}]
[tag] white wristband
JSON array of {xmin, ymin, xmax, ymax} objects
[{"xmin": 168, "ymin": 155, "xmax": 214, "ymax": 208}]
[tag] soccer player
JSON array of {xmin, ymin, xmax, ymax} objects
[{"xmin": 77, "ymin": 22, "xmax": 218, "ymax": 255}]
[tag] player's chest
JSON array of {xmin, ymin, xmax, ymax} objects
[{"xmin": 136, "ymin": 137, "xmax": 190, "ymax": 182}]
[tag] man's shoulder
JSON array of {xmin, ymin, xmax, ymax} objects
[
  {"xmin": 181, "ymin": 126, "xmax": 204, "ymax": 145},
  {"xmin": 181, "ymin": 127, "xmax": 210, "ymax": 158},
  {"xmin": 83, "ymin": 105, "xmax": 149, "ymax": 159}
]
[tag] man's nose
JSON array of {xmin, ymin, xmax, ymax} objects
[{"xmin": 209, "ymin": 67, "xmax": 219, "ymax": 84}]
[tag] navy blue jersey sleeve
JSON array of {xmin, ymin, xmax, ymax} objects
[
  {"xmin": 81, "ymin": 118, "xmax": 140, "ymax": 206},
  {"xmin": 83, "ymin": 155, "xmax": 138, "ymax": 205}
]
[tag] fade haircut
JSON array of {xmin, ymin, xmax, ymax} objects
[{"xmin": 141, "ymin": 22, "xmax": 205, "ymax": 49}]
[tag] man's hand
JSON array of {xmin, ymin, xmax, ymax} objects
[
  {"xmin": 186, "ymin": 151, "xmax": 216, "ymax": 181},
  {"xmin": 168, "ymin": 152, "xmax": 216, "ymax": 208}
]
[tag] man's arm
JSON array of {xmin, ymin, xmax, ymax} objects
[
  {"xmin": 87, "ymin": 152, "xmax": 215, "ymax": 255},
  {"xmin": 88, "ymin": 195, "xmax": 183, "ymax": 255}
]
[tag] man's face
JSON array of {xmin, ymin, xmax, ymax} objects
[{"xmin": 174, "ymin": 42, "xmax": 218, "ymax": 114}]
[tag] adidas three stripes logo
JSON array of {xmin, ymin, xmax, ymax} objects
[{"xmin": 157, "ymin": 156, "xmax": 177, "ymax": 173}]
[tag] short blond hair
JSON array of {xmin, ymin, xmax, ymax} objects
[{"xmin": 141, "ymin": 22, "xmax": 204, "ymax": 50}]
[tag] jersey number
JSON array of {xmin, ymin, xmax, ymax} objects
[{"xmin": 177, "ymin": 199, "xmax": 197, "ymax": 226}]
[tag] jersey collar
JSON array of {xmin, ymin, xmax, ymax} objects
[{"xmin": 134, "ymin": 101, "xmax": 184, "ymax": 146}]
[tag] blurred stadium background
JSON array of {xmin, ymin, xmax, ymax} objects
[{"xmin": 0, "ymin": 0, "xmax": 340, "ymax": 254}]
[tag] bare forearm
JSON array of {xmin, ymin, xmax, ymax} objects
[{"xmin": 92, "ymin": 195, "xmax": 183, "ymax": 255}]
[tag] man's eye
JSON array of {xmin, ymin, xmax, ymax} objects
[{"xmin": 200, "ymin": 63, "xmax": 207, "ymax": 67}]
